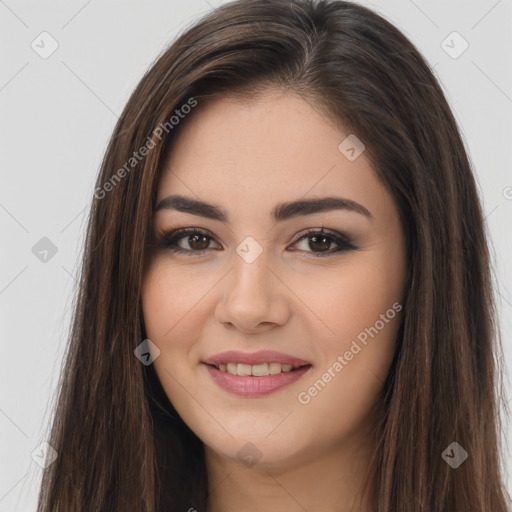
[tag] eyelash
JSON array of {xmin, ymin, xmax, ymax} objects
[{"xmin": 155, "ymin": 227, "xmax": 358, "ymax": 257}]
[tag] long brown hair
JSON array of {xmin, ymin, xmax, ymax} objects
[{"xmin": 36, "ymin": 1, "xmax": 511, "ymax": 510}]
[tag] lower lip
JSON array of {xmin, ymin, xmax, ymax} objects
[{"xmin": 203, "ymin": 363, "xmax": 312, "ymax": 397}]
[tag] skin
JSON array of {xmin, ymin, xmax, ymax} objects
[{"xmin": 142, "ymin": 90, "xmax": 408, "ymax": 512}]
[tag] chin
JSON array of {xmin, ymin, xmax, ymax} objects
[{"xmin": 203, "ymin": 427, "xmax": 309, "ymax": 470}]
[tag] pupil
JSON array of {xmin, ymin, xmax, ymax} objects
[
  {"xmin": 190, "ymin": 234, "xmax": 209, "ymax": 250},
  {"xmin": 310, "ymin": 235, "xmax": 330, "ymax": 252}
]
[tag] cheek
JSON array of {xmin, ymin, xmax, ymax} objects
[
  {"xmin": 142, "ymin": 260, "xmax": 205, "ymax": 339},
  {"xmin": 292, "ymin": 255, "xmax": 403, "ymax": 422},
  {"xmin": 141, "ymin": 262, "xmax": 197, "ymax": 392},
  {"xmin": 292, "ymin": 255, "xmax": 404, "ymax": 349},
  {"xmin": 141, "ymin": 260, "xmax": 215, "ymax": 382}
]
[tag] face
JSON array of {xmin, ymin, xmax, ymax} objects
[{"xmin": 142, "ymin": 90, "xmax": 407, "ymax": 469}]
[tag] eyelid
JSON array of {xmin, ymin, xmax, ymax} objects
[{"xmin": 291, "ymin": 226, "xmax": 351, "ymax": 244}]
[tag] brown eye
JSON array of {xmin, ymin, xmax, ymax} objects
[
  {"xmin": 187, "ymin": 233, "xmax": 211, "ymax": 251},
  {"xmin": 291, "ymin": 228, "xmax": 357, "ymax": 256},
  {"xmin": 307, "ymin": 235, "xmax": 332, "ymax": 252},
  {"xmin": 158, "ymin": 228, "xmax": 220, "ymax": 255}
]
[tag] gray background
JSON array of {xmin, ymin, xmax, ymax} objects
[{"xmin": 1, "ymin": 0, "xmax": 511, "ymax": 510}]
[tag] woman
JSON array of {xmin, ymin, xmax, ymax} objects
[{"xmin": 37, "ymin": 1, "xmax": 511, "ymax": 511}]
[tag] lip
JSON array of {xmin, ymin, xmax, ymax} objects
[
  {"xmin": 203, "ymin": 363, "xmax": 312, "ymax": 397},
  {"xmin": 202, "ymin": 350, "xmax": 311, "ymax": 367}
]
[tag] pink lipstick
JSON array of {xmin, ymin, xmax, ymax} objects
[{"xmin": 202, "ymin": 350, "xmax": 312, "ymax": 397}]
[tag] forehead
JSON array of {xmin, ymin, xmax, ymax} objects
[{"xmin": 156, "ymin": 91, "xmax": 390, "ymax": 223}]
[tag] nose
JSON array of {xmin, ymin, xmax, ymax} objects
[{"xmin": 215, "ymin": 250, "xmax": 291, "ymax": 334}]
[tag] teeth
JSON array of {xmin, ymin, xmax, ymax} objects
[
  {"xmin": 217, "ymin": 362, "xmax": 297, "ymax": 376},
  {"xmin": 252, "ymin": 363, "xmax": 269, "ymax": 376},
  {"xmin": 268, "ymin": 362, "xmax": 282, "ymax": 374},
  {"xmin": 237, "ymin": 363, "xmax": 252, "ymax": 376}
]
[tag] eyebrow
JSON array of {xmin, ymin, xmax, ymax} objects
[{"xmin": 154, "ymin": 194, "xmax": 373, "ymax": 222}]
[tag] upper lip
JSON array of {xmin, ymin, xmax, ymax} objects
[{"xmin": 202, "ymin": 350, "xmax": 312, "ymax": 367}]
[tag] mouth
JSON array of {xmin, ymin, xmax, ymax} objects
[
  {"xmin": 201, "ymin": 350, "xmax": 312, "ymax": 396},
  {"xmin": 201, "ymin": 355, "xmax": 312, "ymax": 397}
]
